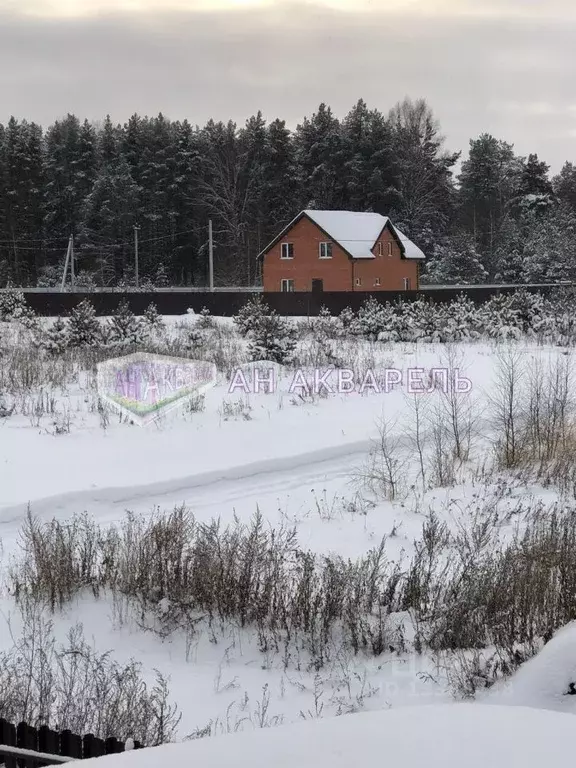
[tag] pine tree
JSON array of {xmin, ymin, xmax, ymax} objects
[
  {"xmin": 43, "ymin": 317, "xmax": 70, "ymax": 356},
  {"xmin": 79, "ymin": 156, "xmax": 140, "ymax": 284},
  {"xmin": 247, "ymin": 312, "xmax": 296, "ymax": 364},
  {"xmin": 458, "ymin": 134, "xmax": 523, "ymax": 277},
  {"xmin": 294, "ymin": 103, "xmax": 346, "ymax": 209},
  {"xmin": 68, "ymin": 299, "xmax": 101, "ymax": 347},
  {"xmin": 2, "ymin": 118, "xmax": 45, "ymax": 283},
  {"xmin": 493, "ymin": 216, "xmax": 524, "ymax": 283},
  {"xmin": 109, "ymin": 299, "xmax": 144, "ymax": 345},
  {"xmin": 424, "ymin": 233, "xmax": 488, "ymax": 285},
  {"xmin": 143, "ymin": 302, "xmax": 166, "ymax": 335},
  {"xmin": 43, "ymin": 115, "xmax": 98, "ymax": 286},
  {"xmin": 341, "ymin": 100, "xmax": 398, "ymax": 214},
  {"xmin": 387, "ymin": 99, "xmax": 459, "ymax": 257},
  {"xmin": 553, "ymin": 162, "xmax": 576, "ymax": 212}
]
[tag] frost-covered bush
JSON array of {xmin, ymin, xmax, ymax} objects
[
  {"xmin": 339, "ymin": 306, "xmax": 356, "ymax": 332},
  {"xmin": 310, "ymin": 306, "xmax": 345, "ymax": 342},
  {"xmin": 67, "ymin": 299, "xmax": 101, "ymax": 348},
  {"xmin": 198, "ymin": 307, "xmax": 214, "ymax": 329},
  {"xmin": 0, "ymin": 289, "xmax": 27, "ymax": 321},
  {"xmin": 233, "ymin": 296, "xmax": 270, "ymax": 337},
  {"xmin": 142, "ymin": 302, "xmax": 166, "ymax": 336},
  {"xmin": 353, "ymin": 297, "xmax": 392, "ymax": 340},
  {"xmin": 248, "ymin": 312, "xmax": 297, "ymax": 365},
  {"xmin": 107, "ymin": 300, "xmax": 145, "ymax": 346},
  {"xmin": 442, "ymin": 295, "xmax": 481, "ymax": 342},
  {"xmin": 398, "ymin": 299, "xmax": 443, "ymax": 342},
  {"xmin": 0, "ymin": 289, "xmax": 38, "ymax": 330},
  {"xmin": 477, "ymin": 295, "xmax": 524, "ymax": 341},
  {"xmin": 42, "ymin": 317, "xmax": 70, "ymax": 357}
]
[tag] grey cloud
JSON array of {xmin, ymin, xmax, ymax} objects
[{"xmin": 0, "ymin": 2, "xmax": 575, "ymax": 172}]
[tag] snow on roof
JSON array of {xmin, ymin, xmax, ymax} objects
[
  {"xmin": 81, "ymin": 703, "xmax": 575, "ymax": 768},
  {"xmin": 392, "ymin": 224, "xmax": 426, "ymax": 260},
  {"xmin": 304, "ymin": 210, "xmax": 387, "ymax": 259},
  {"xmin": 303, "ymin": 210, "xmax": 425, "ymax": 260}
]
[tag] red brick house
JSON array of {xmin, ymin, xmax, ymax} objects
[{"xmin": 259, "ymin": 210, "xmax": 425, "ymax": 292}]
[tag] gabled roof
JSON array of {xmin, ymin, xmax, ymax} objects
[{"xmin": 258, "ymin": 210, "xmax": 425, "ymax": 260}]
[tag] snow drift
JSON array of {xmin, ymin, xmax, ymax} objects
[{"xmin": 82, "ymin": 703, "xmax": 572, "ymax": 768}]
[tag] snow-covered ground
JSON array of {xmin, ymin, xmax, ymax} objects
[
  {"xmin": 81, "ymin": 703, "xmax": 576, "ymax": 768},
  {"xmin": 1, "ymin": 305, "xmax": 576, "ymax": 760}
]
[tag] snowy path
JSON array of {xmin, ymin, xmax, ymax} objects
[{"xmin": 0, "ymin": 439, "xmax": 373, "ymax": 535}]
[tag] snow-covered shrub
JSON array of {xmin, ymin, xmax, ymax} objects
[
  {"xmin": 182, "ymin": 326, "xmax": 204, "ymax": 352},
  {"xmin": 0, "ymin": 599, "xmax": 180, "ymax": 745},
  {"xmin": 233, "ymin": 296, "xmax": 270, "ymax": 337},
  {"xmin": 0, "ymin": 289, "xmax": 27, "ymax": 321},
  {"xmin": 442, "ymin": 295, "xmax": 481, "ymax": 342},
  {"xmin": 353, "ymin": 297, "xmax": 391, "ymax": 340},
  {"xmin": 42, "ymin": 317, "xmax": 70, "ymax": 357},
  {"xmin": 142, "ymin": 302, "xmax": 166, "ymax": 336},
  {"xmin": 198, "ymin": 307, "xmax": 214, "ymax": 329},
  {"xmin": 67, "ymin": 299, "xmax": 101, "ymax": 347},
  {"xmin": 108, "ymin": 300, "xmax": 145, "ymax": 346},
  {"xmin": 247, "ymin": 312, "xmax": 297, "ymax": 365},
  {"xmin": 398, "ymin": 299, "xmax": 443, "ymax": 342},
  {"xmin": 338, "ymin": 306, "xmax": 356, "ymax": 334},
  {"xmin": 477, "ymin": 294, "xmax": 524, "ymax": 340},
  {"xmin": 0, "ymin": 289, "xmax": 38, "ymax": 330},
  {"xmin": 314, "ymin": 306, "xmax": 343, "ymax": 340}
]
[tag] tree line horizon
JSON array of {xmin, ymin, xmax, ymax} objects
[{"xmin": 1, "ymin": 96, "xmax": 575, "ymax": 289}]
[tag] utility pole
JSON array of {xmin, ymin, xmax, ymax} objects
[
  {"xmin": 134, "ymin": 225, "xmax": 140, "ymax": 289},
  {"xmin": 60, "ymin": 235, "xmax": 72, "ymax": 291},
  {"xmin": 70, "ymin": 234, "xmax": 75, "ymax": 290},
  {"xmin": 208, "ymin": 219, "xmax": 214, "ymax": 292}
]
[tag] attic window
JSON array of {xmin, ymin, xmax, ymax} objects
[
  {"xmin": 378, "ymin": 242, "xmax": 383, "ymax": 256},
  {"xmin": 388, "ymin": 241, "xmax": 393, "ymax": 256},
  {"xmin": 281, "ymin": 243, "xmax": 294, "ymax": 259},
  {"xmin": 319, "ymin": 242, "xmax": 333, "ymax": 259}
]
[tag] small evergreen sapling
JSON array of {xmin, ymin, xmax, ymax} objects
[
  {"xmin": 248, "ymin": 312, "xmax": 297, "ymax": 365},
  {"xmin": 68, "ymin": 299, "xmax": 101, "ymax": 348},
  {"xmin": 143, "ymin": 303, "xmax": 166, "ymax": 335},
  {"xmin": 109, "ymin": 300, "xmax": 145, "ymax": 346},
  {"xmin": 233, "ymin": 296, "xmax": 270, "ymax": 337},
  {"xmin": 44, "ymin": 317, "xmax": 70, "ymax": 356},
  {"xmin": 198, "ymin": 307, "xmax": 214, "ymax": 329}
]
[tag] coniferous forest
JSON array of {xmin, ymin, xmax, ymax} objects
[{"xmin": 1, "ymin": 97, "xmax": 576, "ymax": 288}]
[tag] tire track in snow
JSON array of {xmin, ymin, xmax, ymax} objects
[{"xmin": 0, "ymin": 439, "xmax": 374, "ymax": 530}]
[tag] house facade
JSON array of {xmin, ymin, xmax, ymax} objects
[{"xmin": 260, "ymin": 210, "xmax": 425, "ymax": 292}]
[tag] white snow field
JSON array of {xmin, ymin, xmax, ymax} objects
[
  {"xmin": 2, "ymin": 304, "xmax": 576, "ymax": 761},
  {"xmin": 80, "ymin": 703, "xmax": 575, "ymax": 768}
]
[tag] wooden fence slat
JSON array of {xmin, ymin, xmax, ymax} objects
[
  {"xmin": 104, "ymin": 737, "xmax": 124, "ymax": 755},
  {"xmin": 37, "ymin": 727, "xmax": 59, "ymax": 758},
  {"xmin": 0, "ymin": 718, "xmax": 144, "ymax": 764},
  {"xmin": 82, "ymin": 734, "xmax": 105, "ymax": 759},
  {"xmin": 58, "ymin": 731, "xmax": 82, "ymax": 760},
  {"xmin": 0, "ymin": 719, "xmax": 17, "ymax": 768}
]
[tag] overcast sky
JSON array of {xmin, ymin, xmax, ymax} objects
[{"xmin": 1, "ymin": 0, "xmax": 575, "ymax": 173}]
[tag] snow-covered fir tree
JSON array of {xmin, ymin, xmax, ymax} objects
[
  {"xmin": 424, "ymin": 234, "xmax": 488, "ymax": 285},
  {"xmin": 67, "ymin": 299, "xmax": 101, "ymax": 347}
]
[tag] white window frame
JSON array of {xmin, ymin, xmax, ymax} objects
[
  {"xmin": 319, "ymin": 242, "xmax": 333, "ymax": 259},
  {"xmin": 355, "ymin": 277, "xmax": 362, "ymax": 287},
  {"xmin": 281, "ymin": 242, "xmax": 294, "ymax": 260},
  {"xmin": 374, "ymin": 277, "xmax": 381, "ymax": 287},
  {"xmin": 388, "ymin": 241, "xmax": 393, "ymax": 256},
  {"xmin": 281, "ymin": 279, "xmax": 295, "ymax": 292},
  {"xmin": 403, "ymin": 278, "xmax": 411, "ymax": 291},
  {"xmin": 378, "ymin": 242, "xmax": 383, "ymax": 256}
]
